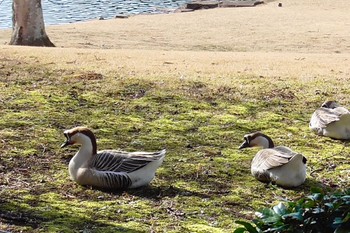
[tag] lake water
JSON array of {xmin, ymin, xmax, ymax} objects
[{"xmin": 0, "ymin": 0, "xmax": 191, "ymax": 29}]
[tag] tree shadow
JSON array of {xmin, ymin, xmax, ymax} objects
[
  {"xmin": 252, "ymin": 175, "xmax": 339, "ymax": 193},
  {"xmin": 274, "ymin": 177, "xmax": 338, "ymax": 192},
  {"xmin": 339, "ymin": 137, "xmax": 350, "ymax": 142},
  {"xmin": 96, "ymin": 183, "xmax": 212, "ymax": 201},
  {"xmin": 0, "ymin": 201, "xmax": 43, "ymax": 230},
  {"xmin": 303, "ymin": 177, "xmax": 337, "ymax": 190},
  {"xmin": 0, "ymin": 199, "xmax": 144, "ymax": 233}
]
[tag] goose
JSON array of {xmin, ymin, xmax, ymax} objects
[
  {"xmin": 239, "ymin": 132, "xmax": 307, "ymax": 187},
  {"xmin": 61, "ymin": 126, "xmax": 166, "ymax": 190},
  {"xmin": 310, "ymin": 100, "xmax": 350, "ymax": 140}
]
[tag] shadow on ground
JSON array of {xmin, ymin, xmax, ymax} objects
[{"xmin": 0, "ymin": 198, "xmax": 144, "ymax": 233}]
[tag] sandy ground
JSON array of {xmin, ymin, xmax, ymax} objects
[{"xmin": 0, "ymin": 0, "xmax": 349, "ymax": 79}]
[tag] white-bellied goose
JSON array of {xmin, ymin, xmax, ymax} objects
[
  {"xmin": 61, "ymin": 126, "xmax": 166, "ymax": 189},
  {"xmin": 239, "ymin": 132, "xmax": 307, "ymax": 187},
  {"xmin": 310, "ymin": 100, "xmax": 350, "ymax": 140}
]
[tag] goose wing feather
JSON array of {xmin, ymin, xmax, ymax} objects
[
  {"xmin": 95, "ymin": 171, "xmax": 132, "ymax": 189},
  {"xmin": 311, "ymin": 107, "xmax": 350, "ymax": 128},
  {"xmin": 91, "ymin": 149, "xmax": 166, "ymax": 173},
  {"xmin": 252, "ymin": 146, "xmax": 295, "ymax": 171}
]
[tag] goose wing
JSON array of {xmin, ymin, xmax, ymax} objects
[
  {"xmin": 252, "ymin": 147, "xmax": 295, "ymax": 171},
  {"xmin": 91, "ymin": 149, "xmax": 166, "ymax": 173},
  {"xmin": 334, "ymin": 107, "xmax": 350, "ymax": 125},
  {"xmin": 311, "ymin": 107, "xmax": 350, "ymax": 128}
]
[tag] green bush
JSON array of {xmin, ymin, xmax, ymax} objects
[{"xmin": 235, "ymin": 188, "xmax": 350, "ymax": 233}]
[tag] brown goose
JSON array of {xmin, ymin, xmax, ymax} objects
[
  {"xmin": 310, "ymin": 101, "xmax": 350, "ymax": 139},
  {"xmin": 239, "ymin": 132, "xmax": 307, "ymax": 187},
  {"xmin": 61, "ymin": 126, "xmax": 166, "ymax": 189}
]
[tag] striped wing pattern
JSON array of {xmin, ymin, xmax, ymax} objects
[
  {"xmin": 90, "ymin": 150, "xmax": 165, "ymax": 189},
  {"xmin": 92, "ymin": 150, "xmax": 164, "ymax": 173},
  {"xmin": 95, "ymin": 171, "xmax": 132, "ymax": 189}
]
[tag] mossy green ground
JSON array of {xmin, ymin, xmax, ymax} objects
[{"xmin": 0, "ymin": 57, "xmax": 349, "ymax": 232}]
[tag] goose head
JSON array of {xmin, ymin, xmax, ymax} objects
[
  {"xmin": 239, "ymin": 132, "xmax": 274, "ymax": 149},
  {"xmin": 321, "ymin": 100, "xmax": 339, "ymax": 109},
  {"xmin": 61, "ymin": 127, "xmax": 97, "ymax": 154}
]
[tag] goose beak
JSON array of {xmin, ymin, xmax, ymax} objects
[
  {"xmin": 61, "ymin": 132, "xmax": 72, "ymax": 148},
  {"xmin": 61, "ymin": 140, "xmax": 72, "ymax": 148},
  {"xmin": 239, "ymin": 141, "xmax": 249, "ymax": 150}
]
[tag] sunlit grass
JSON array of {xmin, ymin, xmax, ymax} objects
[{"xmin": 0, "ymin": 55, "xmax": 349, "ymax": 232}]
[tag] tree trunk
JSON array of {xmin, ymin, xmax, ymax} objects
[{"xmin": 10, "ymin": 0, "xmax": 55, "ymax": 47}]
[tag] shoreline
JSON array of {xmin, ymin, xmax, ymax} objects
[
  {"xmin": 0, "ymin": 0, "xmax": 349, "ymax": 55},
  {"xmin": 0, "ymin": 0, "xmax": 277, "ymax": 30},
  {"xmin": 0, "ymin": 0, "xmax": 191, "ymax": 30}
]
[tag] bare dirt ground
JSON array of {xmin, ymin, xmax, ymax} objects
[{"xmin": 0, "ymin": 0, "xmax": 349, "ymax": 80}]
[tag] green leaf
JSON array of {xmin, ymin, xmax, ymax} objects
[
  {"xmin": 268, "ymin": 225, "xmax": 287, "ymax": 232},
  {"xmin": 273, "ymin": 202, "xmax": 287, "ymax": 216},
  {"xmin": 312, "ymin": 207, "xmax": 325, "ymax": 214},
  {"xmin": 324, "ymin": 202, "xmax": 334, "ymax": 210},
  {"xmin": 260, "ymin": 208, "xmax": 275, "ymax": 217},
  {"xmin": 235, "ymin": 221, "xmax": 259, "ymax": 233},
  {"xmin": 308, "ymin": 193, "xmax": 324, "ymax": 201},
  {"xmin": 341, "ymin": 195, "xmax": 350, "ymax": 201},
  {"xmin": 334, "ymin": 225, "xmax": 350, "ymax": 233},
  {"xmin": 303, "ymin": 200, "xmax": 316, "ymax": 208},
  {"xmin": 310, "ymin": 187, "xmax": 323, "ymax": 194},
  {"xmin": 263, "ymin": 215, "xmax": 282, "ymax": 224},
  {"xmin": 333, "ymin": 217, "xmax": 344, "ymax": 225},
  {"xmin": 342, "ymin": 213, "xmax": 350, "ymax": 222},
  {"xmin": 233, "ymin": 227, "xmax": 248, "ymax": 233},
  {"xmin": 241, "ymin": 189, "xmax": 350, "ymax": 233},
  {"xmin": 282, "ymin": 211, "xmax": 303, "ymax": 221}
]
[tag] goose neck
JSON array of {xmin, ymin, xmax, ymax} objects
[
  {"xmin": 70, "ymin": 134, "xmax": 97, "ymax": 167},
  {"xmin": 259, "ymin": 135, "xmax": 275, "ymax": 149}
]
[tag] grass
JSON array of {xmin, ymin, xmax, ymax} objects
[{"xmin": 0, "ymin": 54, "xmax": 349, "ymax": 233}]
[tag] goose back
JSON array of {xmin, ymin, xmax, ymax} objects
[
  {"xmin": 310, "ymin": 106, "xmax": 350, "ymax": 139},
  {"xmin": 251, "ymin": 146, "xmax": 295, "ymax": 171}
]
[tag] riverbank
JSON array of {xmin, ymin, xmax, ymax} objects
[
  {"xmin": 0, "ymin": 0, "xmax": 349, "ymax": 77},
  {"xmin": 1, "ymin": 0, "xmax": 349, "ymax": 54}
]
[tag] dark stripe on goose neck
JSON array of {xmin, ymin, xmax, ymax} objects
[
  {"xmin": 252, "ymin": 132, "xmax": 275, "ymax": 148},
  {"xmin": 73, "ymin": 127, "xmax": 97, "ymax": 155},
  {"xmin": 302, "ymin": 156, "xmax": 307, "ymax": 164},
  {"xmin": 321, "ymin": 100, "xmax": 337, "ymax": 109}
]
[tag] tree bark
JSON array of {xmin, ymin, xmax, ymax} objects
[{"xmin": 10, "ymin": 0, "xmax": 55, "ymax": 47}]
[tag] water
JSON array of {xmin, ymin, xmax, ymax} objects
[{"xmin": 0, "ymin": 0, "xmax": 191, "ymax": 29}]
